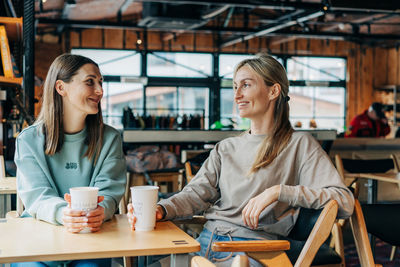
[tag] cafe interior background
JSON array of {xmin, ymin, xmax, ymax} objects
[{"xmin": 2, "ymin": 0, "xmax": 400, "ymax": 266}]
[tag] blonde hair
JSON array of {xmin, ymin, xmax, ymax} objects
[
  {"xmin": 35, "ymin": 53, "xmax": 104, "ymax": 163},
  {"xmin": 234, "ymin": 53, "xmax": 293, "ymax": 174}
]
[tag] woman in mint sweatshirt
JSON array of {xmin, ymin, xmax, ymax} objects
[
  {"xmin": 128, "ymin": 54, "xmax": 354, "ymax": 267},
  {"xmin": 14, "ymin": 54, "xmax": 126, "ymax": 267}
]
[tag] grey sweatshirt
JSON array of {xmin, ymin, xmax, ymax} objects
[{"xmin": 159, "ymin": 132, "xmax": 354, "ymax": 240}]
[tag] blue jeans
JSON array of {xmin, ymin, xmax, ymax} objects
[
  {"xmin": 196, "ymin": 228, "xmax": 263, "ymax": 267},
  {"xmin": 11, "ymin": 258, "xmax": 111, "ymax": 267}
]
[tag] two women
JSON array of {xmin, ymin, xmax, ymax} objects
[
  {"xmin": 14, "ymin": 54, "xmax": 126, "ymax": 266},
  {"xmin": 128, "ymin": 54, "xmax": 354, "ymax": 266}
]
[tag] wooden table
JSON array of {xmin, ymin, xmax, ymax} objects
[
  {"xmin": 0, "ymin": 214, "xmax": 200, "ymax": 266},
  {"xmin": 345, "ymin": 172, "xmax": 400, "ymax": 204},
  {"xmin": 0, "ymin": 177, "xmax": 16, "ymax": 218}
]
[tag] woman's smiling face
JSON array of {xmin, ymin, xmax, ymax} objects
[
  {"xmin": 233, "ymin": 65, "xmax": 273, "ymax": 120},
  {"xmin": 59, "ymin": 63, "xmax": 103, "ymax": 117}
]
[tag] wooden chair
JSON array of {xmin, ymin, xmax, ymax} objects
[
  {"xmin": 335, "ymin": 154, "xmax": 398, "ymax": 190},
  {"xmin": 0, "ymin": 155, "xmax": 22, "ymax": 219},
  {"xmin": 190, "ymin": 200, "xmax": 339, "ymax": 267},
  {"xmin": 335, "ymin": 154, "xmax": 397, "ymax": 265},
  {"xmin": 184, "ymin": 150, "xmax": 211, "ymax": 184},
  {"xmin": 349, "ymin": 199, "xmax": 382, "ymax": 267}
]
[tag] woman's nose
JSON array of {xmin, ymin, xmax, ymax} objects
[
  {"xmin": 234, "ymin": 88, "xmax": 242, "ymax": 99},
  {"xmin": 95, "ymin": 84, "xmax": 103, "ymax": 95}
]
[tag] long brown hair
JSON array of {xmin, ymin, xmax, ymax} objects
[
  {"xmin": 35, "ymin": 53, "xmax": 104, "ymax": 163},
  {"xmin": 234, "ymin": 53, "xmax": 293, "ymax": 174}
]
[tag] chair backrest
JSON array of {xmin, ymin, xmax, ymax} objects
[
  {"xmin": 287, "ymin": 207, "xmax": 322, "ymax": 241},
  {"xmin": 337, "ymin": 155, "xmax": 395, "ymax": 174},
  {"xmin": 210, "ymin": 200, "xmax": 338, "ymax": 267},
  {"xmin": 185, "ymin": 150, "xmax": 210, "ymax": 183},
  {"xmin": 335, "ymin": 154, "xmax": 398, "ymax": 197},
  {"xmin": 293, "ymin": 200, "xmax": 338, "ymax": 267}
]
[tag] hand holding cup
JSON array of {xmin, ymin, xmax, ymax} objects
[
  {"xmin": 63, "ymin": 187, "xmax": 105, "ymax": 233},
  {"xmin": 127, "ymin": 203, "xmax": 164, "ymax": 230},
  {"xmin": 127, "ymin": 186, "xmax": 161, "ymax": 231}
]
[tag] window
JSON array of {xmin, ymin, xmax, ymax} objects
[
  {"xmin": 147, "ymin": 52, "xmax": 212, "ymax": 77},
  {"xmin": 72, "ymin": 49, "xmax": 140, "ymax": 76},
  {"xmin": 289, "ymin": 86, "xmax": 345, "ymax": 131},
  {"xmin": 287, "ymin": 57, "xmax": 345, "ymax": 81},
  {"xmin": 219, "ymin": 54, "xmax": 254, "ymax": 79},
  {"xmin": 146, "ymin": 87, "xmax": 209, "ymax": 129},
  {"xmin": 101, "ymin": 82, "xmax": 143, "ymax": 129},
  {"xmin": 287, "ymin": 57, "xmax": 346, "ymax": 132}
]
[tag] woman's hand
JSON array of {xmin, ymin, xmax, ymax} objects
[
  {"xmin": 242, "ymin": 185, "xmax": 281, "ymax": 229},
  {"xmin": 127, "ymin": 203, "xmax": 164, "ymax": 230},
  {"xmin": 63, "ymin": 193, "xmax": 105, "ymax": 233}
]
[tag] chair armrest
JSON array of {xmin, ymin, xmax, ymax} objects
[
  {"xmin": 212, "ymin": 240, "xmax": 290, "ymax": 252},
  {"xmin": 191, "ymin": 256, "xmax": 216, "ymax": 267}
]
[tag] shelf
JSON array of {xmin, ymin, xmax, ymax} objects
[
  {"xmin": 0, "ymin": 76, "xmax": 22, "ymax": 86},
  {"xmin": 123, "ymin": 129, "xmax": 337, "ymax": 143},
  {"xmin": 0, "ymin": 17, "xmax": 23, "ymax": 42}
]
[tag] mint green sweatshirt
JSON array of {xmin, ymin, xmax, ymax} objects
[{"xmin": 14, "ymin": 123, "xmax": 126, "ymax": 225}]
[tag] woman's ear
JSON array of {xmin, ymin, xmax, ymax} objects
[
  {"xmin": 268, "ymin": 83, "xmax": 281, "ymax": 100},
  {"xmin": 55, "ymin": 80, "xmax": 66, "ymax": 96}
]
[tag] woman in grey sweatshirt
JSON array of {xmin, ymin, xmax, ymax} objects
[{"xmin": 128, "ymin": 53, "xmax": 354, "ymax": 266}]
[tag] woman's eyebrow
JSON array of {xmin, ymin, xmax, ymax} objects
[
  {"xmin": 84, "ymin": 74, "xmax": 98, "ymax": 79},
  {"xmin": 234, "ymin": 78, "xmax": 255, "ymax": 85}
]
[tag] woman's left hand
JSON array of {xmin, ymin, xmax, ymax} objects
[
  {"xmin": 242, "ymin": 185, "xmax": 280, "ymax": 229},
  {"xmin": 63, "ymin": 193, "xmax": 105, "ymax": 233}
]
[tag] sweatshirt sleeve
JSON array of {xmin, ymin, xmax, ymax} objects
[
  {"xmin": 15, "ymin": 135, "xmax": 68, "ymax": 225},
  {"xmin": 158, "ymin": 145, "xmax": 221, "ymax": 220},
  {"xmin": 279, "ymin": 136, "xmax": 354, "ymax": 219},
  {"xmin": 93, "ymin": 132, "xmax": 127, "ymax": 221}
]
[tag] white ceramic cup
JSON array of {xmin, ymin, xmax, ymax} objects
[
  {"xmin": 131, "ymin": 185, "xmax": 159, "ymax": 231},
  {"xmin": 69, "ymin": 187, "xmax": 99, "ymax": 233}
]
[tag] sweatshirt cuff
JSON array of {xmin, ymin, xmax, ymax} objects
[
  {"xmin": 55, "ymin": 204, "xmax": 67, "ymax": 225},
  {"xmin": 157, "ymin": 199, "xmax": 176, "ymax": 220},
  {"xmin": 278, "ymin": 184, "xmax": 298, "ymax": 206}
]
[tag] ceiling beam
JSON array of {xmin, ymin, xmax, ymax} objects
[
  {"xmin": 220, "ymin": 10, "xmax": 325, "ymax": 48},
  {"xmin": 134, "ymin": 0, "xmax": 400, "ymax": 14},
  {"xmin": 270, "ymin": 13, "xmax": 389, "ymax": 46},
  {"xmin": 37, "ymin": 18, "xmax": 400, "ymax": 43}
]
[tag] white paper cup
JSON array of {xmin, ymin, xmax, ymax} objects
[
  {"xmin": 70, "ymin": 187, "xmax": 99, "ymax": 233},
  {"xmin": 131, "ymin": 186, "xmax": 159, "ymax": 231}
]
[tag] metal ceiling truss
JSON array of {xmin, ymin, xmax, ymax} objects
[{"xmin": 36, "ymin": 0, "xmax": 400, "ymax": 48}]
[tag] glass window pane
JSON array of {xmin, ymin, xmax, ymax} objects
[
  {"xmin": 315, "ymin": 87, "xmax": 345, "ymax": 117},
  {"xmin": 146, "ymin": 87, "xmax": 177, "ymax": 112},
  {"xmin": 101, "ymin": 82, "xmax": 143, "ymax": 129},
  {"xmin": 289, "ymin": 86, "xmax": 345, "ymax": 131},
  {"xmin": 72, "ymin": 49, "xmax": 140, "ymax": 76},
  {"xmin": 289, "ymin": 86, "xmax": 344, "ymax": 118},
  {"xmin": 147, "ymin": 52, "xmax": 212, "ymax": 77},
  {"xmin": 221, "ymin": 88, "xmax": 235, "ymax": 118},
  {"xmin": 287, "ymin": 57, "xmax": 345, "ymax": 81},
  {"xmin": 219, "ymin": 54, "xmax": 254, "ymax": 78},
  {"xmin": 219, "ymin": 54, "xmax": 282, "ymax": 79},
  {"xmin": 289, "ymin": 87, "xmax": 314, "ymax": 117},
  {"xmin": 220, "ymin": 88, "xmax": 250, "ymax": 130},
  {"xmin": 178, "ymin": 87, "xmax": 209, "ymax": 129}
]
